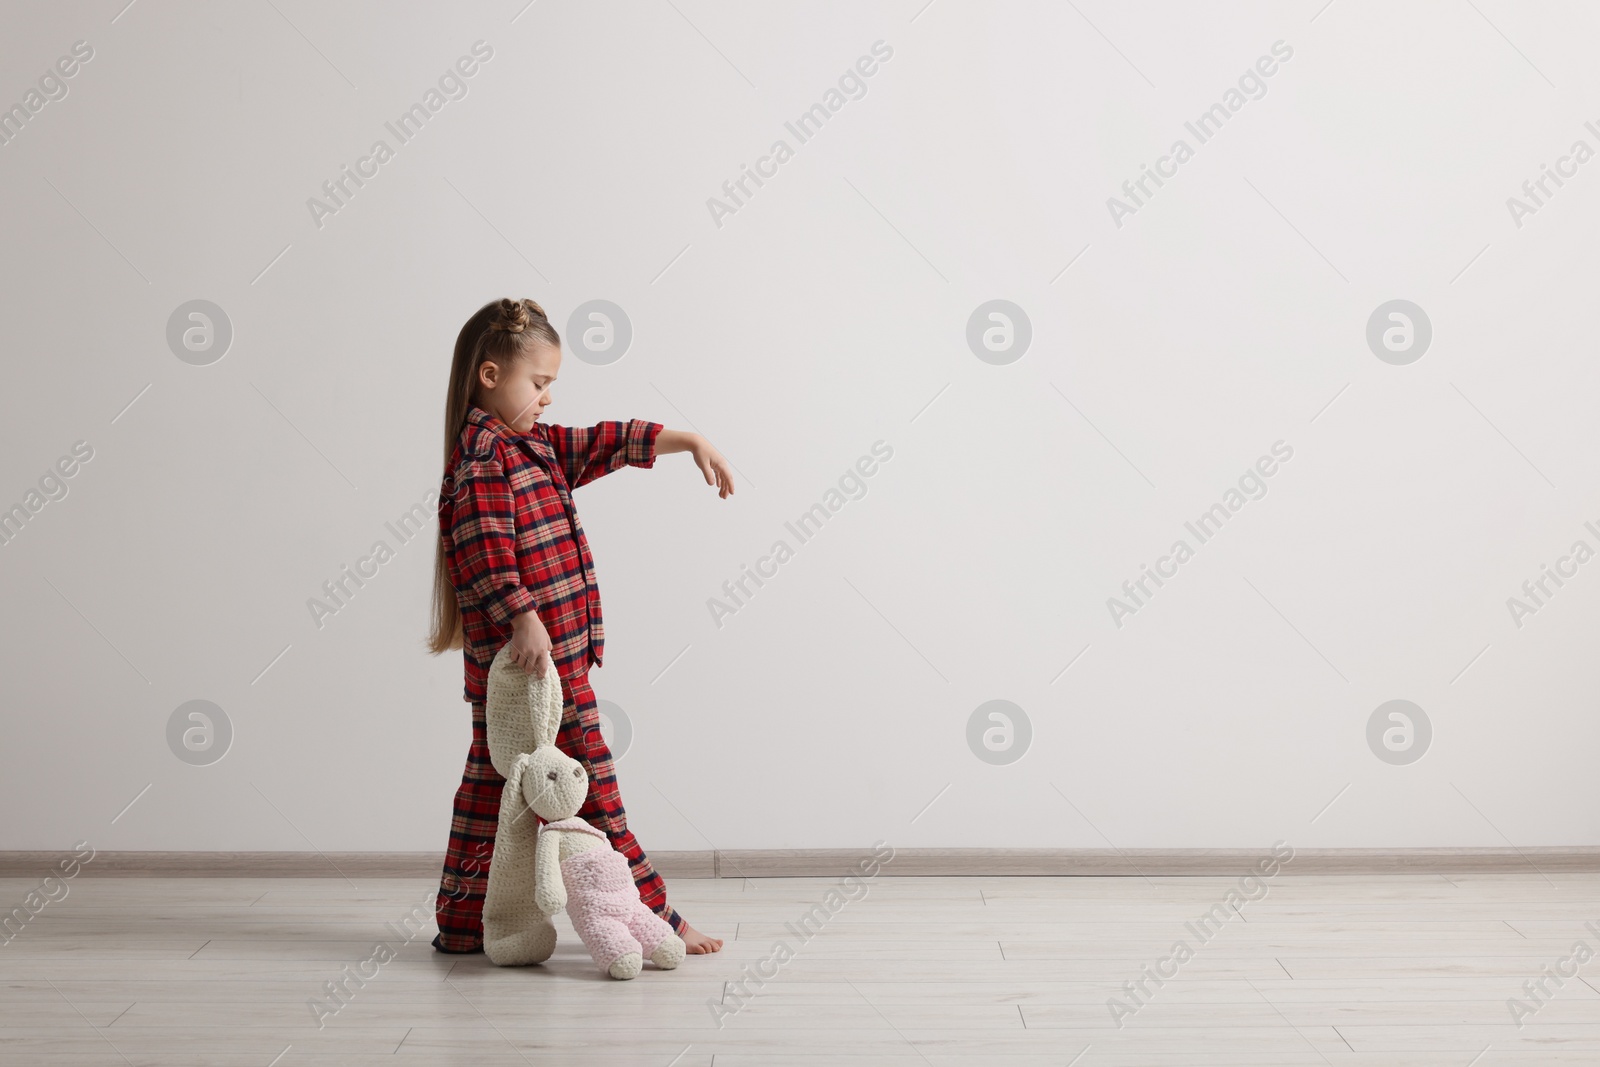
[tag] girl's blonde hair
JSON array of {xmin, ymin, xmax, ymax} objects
[{"xmin": 427, "ymin": 298, "xmax": 560, "ymax": 654}]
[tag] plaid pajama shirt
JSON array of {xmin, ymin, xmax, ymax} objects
[{"xmin": 433, "ymin": 405, "xmax": 685, "ymax": 951}]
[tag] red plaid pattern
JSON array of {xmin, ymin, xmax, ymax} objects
[
  {"xmin": 434, "ymin": 670, "xmax": 686, "ymax": 950},
  {"xmin": 441, "ymin": 405, "xmax": 662, "ymax": 704},
  {"xmin": 433, "ymin": 405, "xmax": 680, "ymax": 950}
]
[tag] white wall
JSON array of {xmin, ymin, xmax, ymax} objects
[{"xmin": 4, "ymin": 0, "xmax": 1598, "ymax": 856}]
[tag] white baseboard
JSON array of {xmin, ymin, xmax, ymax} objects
[{"xmin": 4, "ymin": 847, "xmax": 1598, "ymax": 878}]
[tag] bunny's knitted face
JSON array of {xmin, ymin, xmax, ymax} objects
[{"xmin": 520, "ymin": 745, "xmax": 588, "ymax": 821}]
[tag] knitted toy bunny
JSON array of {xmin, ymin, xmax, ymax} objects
[{"xmin": 481, "ymin": 644, "xmax": 686, "ymax": 979}]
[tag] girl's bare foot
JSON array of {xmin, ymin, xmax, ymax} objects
[{"xmin": 682, "ymin": 923, "xmax": 723, "ymax": 953}]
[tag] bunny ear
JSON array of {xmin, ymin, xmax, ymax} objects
[
  {"xmin": 530, "ymin": 654, "xmax": 564, "ymax": 749},
  {"xmin": 486, "ymin": 643, "xmax": 539, "ymax": 778}
]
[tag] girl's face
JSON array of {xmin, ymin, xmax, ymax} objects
[{"xmin": 476, "ymin": 343, "xmax": 561, "ymax": 433}]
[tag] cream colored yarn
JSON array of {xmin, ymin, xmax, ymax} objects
[
  {"xmin": 480, "ymin": 646, "xmax": 563, "ymax": 966},
  {"xmin": 480, "ymin": 644, "xmax": 686, "ymax": 978}
]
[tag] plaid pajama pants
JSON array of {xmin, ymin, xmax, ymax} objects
[{"xmin": 433, "ymin": 668, "xmax": 686, "ymax": 951}]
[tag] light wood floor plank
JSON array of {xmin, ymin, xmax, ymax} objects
[{"xmin": 7, "ymin": 873, "xmax": 1600, "ymax": 1062}]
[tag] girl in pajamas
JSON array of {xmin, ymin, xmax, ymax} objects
[{"xmin": 427, "ymin": 297, "xmax": 732, "ymax": 956}]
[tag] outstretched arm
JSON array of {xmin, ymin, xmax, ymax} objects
[
  {"xmin": 656, "ymin": 429, "xmax": 735, "ymax": 499},
  {"xmin": 541, "ymin": 419, "xmax": 661, "ymax": 490}
]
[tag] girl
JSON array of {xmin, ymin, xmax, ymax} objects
[{"xmin": 428, "ymin": 297, "xmax": 731, "ymax": 956}]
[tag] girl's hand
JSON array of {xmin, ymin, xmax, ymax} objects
[
  {"xmin": 691, "ymin": 437, "xmax": 735, "ymax": 499},
  {"xmin": 656, "ymin": 428, "xmax": 735, "ymax": 499},
  {"xmin": 509, "ymin": 610, "xmax": 553, "ymax": 677}
]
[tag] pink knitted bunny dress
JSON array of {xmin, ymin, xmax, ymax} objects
[{"xmin": 546, "ymin": 818, "xmax": 677, "ymax": 972}]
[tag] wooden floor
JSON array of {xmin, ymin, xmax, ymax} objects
[{"xmin": 5, "ymin": 871, "xmax": 1600, "ymax": 1064}]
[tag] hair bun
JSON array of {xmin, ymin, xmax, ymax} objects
[{"xmin": 489, "ymin": 298, "xmax": 548, "ymax": 335}]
